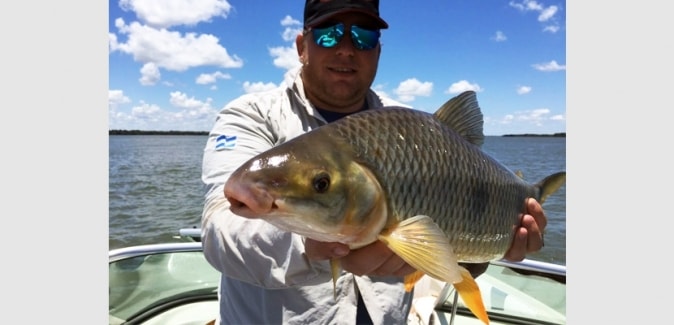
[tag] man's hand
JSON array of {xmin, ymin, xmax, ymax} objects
[
  {"xmin": 304, "ymin": 239, "xmax": 416, "ymax": 277},
  {"xmin": 503, "ymin": 198, "xmax": 547, "ymax": 261}
]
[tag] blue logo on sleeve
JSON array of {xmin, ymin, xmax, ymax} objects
[{"xmin": 215, "ymin": 135, "xmax": 237, "ymax": 151}]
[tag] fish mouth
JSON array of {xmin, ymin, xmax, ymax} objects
[
  {"xmin": 226, "ymin": 195, "xmax": 279, "ymax": 219},
  {"xmin": 224, "ymin": 180, "xmax": 278, "ymax": 218}
]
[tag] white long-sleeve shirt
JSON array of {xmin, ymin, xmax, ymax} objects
[{"xmin": 201, "ymin": 68, "xmax": 414, "ymax": 325}]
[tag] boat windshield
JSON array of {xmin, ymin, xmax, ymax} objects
[
  {"xmin": 109, "ymin": 244, "xmax": 220, "ymax": 324},
  {"xmin": 431, "ymin": 260, "xmax": 566, "ymax": 325},
  {"xmin": 110, "ymin": 242, "xmax": 565, "ymax": 325}
]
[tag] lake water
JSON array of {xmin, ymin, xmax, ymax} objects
[{"xmin": 109, "ymin": 135, "xmax": 566, "ymax": 265}]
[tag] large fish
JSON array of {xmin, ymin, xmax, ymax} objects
[{"xmin": 224, "ymin": 91, "xmax": 566, "ymax": 324}]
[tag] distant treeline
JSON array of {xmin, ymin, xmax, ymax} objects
[
  {"xmin": 502, "ymin": 132, "xmax": 566, "ymax": 137},
  {"xmin": 109, "ymin": 130, "xmax": 209, "ymax": 135}
]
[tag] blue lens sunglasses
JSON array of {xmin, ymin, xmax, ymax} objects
[{"xmin": 310, "ymin": 23, "xmax": 381, "ymax": 51}]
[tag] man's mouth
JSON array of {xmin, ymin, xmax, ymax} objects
[{"xmin": 329, "ymin": 67, "xmax": 356, "ymax": 73}]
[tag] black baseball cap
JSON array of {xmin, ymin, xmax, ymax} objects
[{"xmin": 304, "ymin": 0, "xmax": 389, "ymax": 29}]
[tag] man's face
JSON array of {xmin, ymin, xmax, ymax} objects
[{"xmin": 297, "ymin": 12, "xmax": 382, "ymax": 112}]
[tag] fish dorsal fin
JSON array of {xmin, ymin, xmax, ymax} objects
[{"xmin": 433, "ymin": 91, "xmax": 485, "ymax": 147}]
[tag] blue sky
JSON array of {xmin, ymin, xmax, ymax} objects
[{"xmin": 109, "ymin": 0, "xmax": 566, "ymax": 135}]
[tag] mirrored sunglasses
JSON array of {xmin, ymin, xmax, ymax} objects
[{"xmin": 310, "ymin": 23, "xmax": 380, "ymax": 51}]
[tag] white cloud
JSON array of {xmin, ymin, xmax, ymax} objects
[
  {"xmin": 139, "ymin": 62, "xmax": 161, "ymax": 85},
  {"xmin": 508, "ymin": 0, "xmax": 561, "ymax": 33},
  {"xmin": 169, "ymin": 91, "xmax": 211, "ymax": 110},
  {"xmin": 110, "ymin": 18, "xmax": 243, "ymax": 72},
  {"xmin": 516, "ymin": 86, "xmax": 532, "ymax": 94},
  {"xmin": 538, "ymin": 5, "xmax": 558, "ymax": 22},
  {"xmin": 496, "ymin": 107, "xmax": 565, "ymax": 127},
  {"xmin": 492, "ymin": 31, "xmax": 507, "ymax": 42},
  {"xmin": 109, "ymin": 90, "xmax": 131, "ymax": 105},
  {"xmin": 196, "ymin": 71, "xmax": 231, "ymax": 85},
  {"xmin": 394, "ymin": 78, "xmax": 433, "ymax": 102},
  {"xmin": 543, "ymin": 25, "xmax": 559, "ymax": 33},
  {"xmin": 509, "ymin": 0, "xmax": 543, "ymax": 12},
  {"xmin": 110, "ymin": 93, "xmax": 218, "ymax": 131},
  {"xmin": 371, "ymin": 84, "xmax": 392, "ymax": 102},
  {"xmin": 131, "ymin": 102, "xmax": 161, "ymax": 119},
  {"xmin": 445, "ymin": 80, "xmax": 483, "ymax": 94},
  {"xmin": 270, "ymin": 45, "xmax": 301, "ymax": 71},
  {"xmin": 532, "ymin": 60, "xmax": 566, "ymax": 72},
  {"xmin": 243, "ymin": 81, "xmax": 278, "ymax": 93},
  {"xmin": 119, "ymin": 0, "xmax": 232, "ymax": 28},
  {"xmin": 109, "ymin": 33, "xmax": 120, "ymax": 52},
  {"xmin": 280, "ymin": 15, "xmax": 303, "ymax": 42}
]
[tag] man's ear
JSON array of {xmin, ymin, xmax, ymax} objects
[{"xmin": 296, "ymin": 34, "xmax": 306, "ymax": 63}]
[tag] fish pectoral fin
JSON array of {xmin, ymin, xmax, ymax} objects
[
  {"xmin": 330, "ymin": 258, "xmax": 341, "ymax": 300},
  {"xmin": 403, "ymin": 270, "xmax": 426, "ymax": 292},
  {"xmin": 378, "ymin": 215, "xmax": 462, "ymax": 284},
  {"xmin": 454, "ymin": 266, "xmax": 490, "ymax": 325}
]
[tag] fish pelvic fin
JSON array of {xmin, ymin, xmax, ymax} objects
[
  {"xmin": 537, "ymin": 171, "xmax": 567, "ymax": 204},
  {"xmin": 378, "ymin": 215, "xmax": 462, "ymax": 285},
  {"xmin": 454, "ymin": 266, "xmax": 490, "ymax": 324},
  {"xmin": 330, "ymin": 258, "xmax": 341, "ymax": 300},
  {"xmin": 403, "ymin": 270, "xmax": 426, "ymax": 292},
  {"xmin": 433, "ymin": 90, "xmax": 485, "ymax": 147}
]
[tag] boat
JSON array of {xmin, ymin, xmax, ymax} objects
[{"xmin": 109, "ymin": 228, "xmax": 566, "ymax": 325}]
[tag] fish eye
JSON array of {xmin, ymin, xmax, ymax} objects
[{"xmin": 312, "ymin": 172, "xmax": 331, "ymax": 193}]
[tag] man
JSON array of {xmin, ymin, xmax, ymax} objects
[{"xmin": 201, "ymin": 1, "xmax": 547, "ymax": 324}]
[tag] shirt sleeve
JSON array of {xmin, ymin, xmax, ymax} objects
[{"xmin": 200, "ymin": 95, "xmax": 333, "ymax": 289}]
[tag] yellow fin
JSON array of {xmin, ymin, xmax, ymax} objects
[
  {"xmin": 330, "ymin": 258, "xmax": 341, "ymax": 300},
  {"xmin": 403, "ymin": 270, "xmax": 426, "ymax": 292},
  {"xmin": 454, "ymin": 266, "xmax": 490, "ymax": 324},
  {"xmin": 378, "ymin": 215, "xmax": 462, "ymax": 284}
]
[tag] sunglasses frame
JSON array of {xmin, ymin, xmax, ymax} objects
[{"xmin": 309, "ymin": 23, "xmax": 381, "ymax": 51}]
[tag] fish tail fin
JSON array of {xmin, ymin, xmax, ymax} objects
[
  {"xmin": 454, "ymin": 266, "xmax": 490, "ymax": 324},
  {"xmin": 537, "ymin": 171, "xmax": 567, "ymax": 204},
  {"xmin": 403, "ymin": 270, "xmax": 426, "ymax": 292},
  {"xmin": 330, "ymin": 258, "xmax": 341, "ymax": 300}
]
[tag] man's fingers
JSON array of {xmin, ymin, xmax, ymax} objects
[
  {"xmin": 504, "ymin": 199, "xmax": 547, "ymax": 262},
  {"xmin": 526, "ymin": 198, "xmax": 547, "ymax": 231},
  {"xmin": 340, "ymin": 241, "xmax": 390, "ymax": 275},
  {"xmin": 520, "ymin": 214, "xmax": 544, "ymax": 252},
  {"xmin": 304, "ymin": 238, "xmax": 349, "ymax": 261},
  {"xmin": 503, "ymin": 227, "xmax": 528, "ymax": 261}
]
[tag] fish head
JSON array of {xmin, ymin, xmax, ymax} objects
[{"xmin": 224, "ymin": 129, "xmax": 388, "ymax": 246}]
